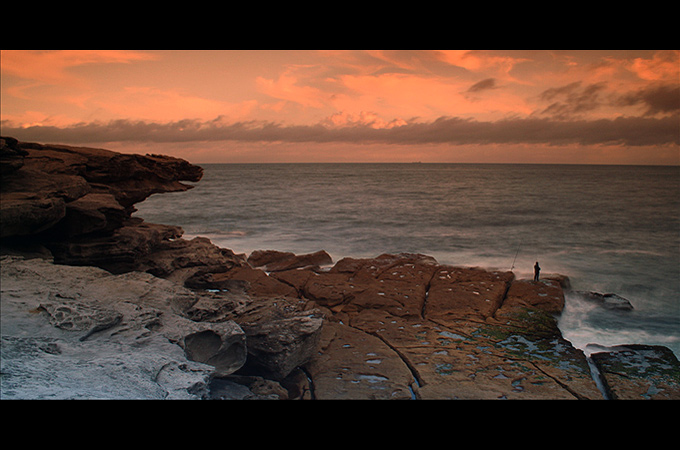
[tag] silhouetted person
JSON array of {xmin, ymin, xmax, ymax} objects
[{"xmin": 534, "ymin": 261, "xmax": 540, "ymax": 282}]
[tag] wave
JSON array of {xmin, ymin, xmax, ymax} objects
[
  {"xmin": 191, "ymin": 230, "xmax": 249, "ymax": 237},
  {"xmin": 559, "ymin": 292, "xmax": 680, "ymax": 357},
  {"xmin": 596, "ymin": 249, "xmax": 668, "ymax": 257}
]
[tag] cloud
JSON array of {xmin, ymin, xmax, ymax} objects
[
  {"xmin": 4, "ymin": 113, "xmax": 678, "ymax": 148},
  {"xmin": 255, "ymin": 69, "xmax": 327, "ymax": 108},
  {"xmin": 628, "ymin": 50, "xmax": 680, "ymax": 82},
  {"xmin": 616, "ymin": 83, "xmax": 680, "ymax": 116},
  {"xmin": 0, "ymin": 50, "xmax": 158, "ymax": 85},
  {"xmin": 537, "ymin": 81, "xmax": 608, "ymax": 119},
  {"xmin": 467, "ymin": 78, "xmax": 497, "ymax": 93},
  {"xmin": 435, "ymin": 50, "xmax": 526, "ymax": 74},
  {"xmin": 321, "ymin": 111, "xmax": 408, "ymax": 129},
  {"xmin": 536, "ymin": 80, "xmax": 680, "ymax": 121}
]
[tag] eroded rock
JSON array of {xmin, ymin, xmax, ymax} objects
[{"xmin": 0, "ymin": 255, "xmax": 246, "ymax": 398}]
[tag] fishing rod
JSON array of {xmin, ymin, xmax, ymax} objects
[{"xmin": 510, "ymin": 239, "xmax": 522, "ymax": 272}]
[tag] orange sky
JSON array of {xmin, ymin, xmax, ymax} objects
[{"xmin": 1, "ymin": 50, "xmax": 678, "ymax": 164}]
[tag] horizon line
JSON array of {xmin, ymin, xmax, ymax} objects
[{"xmin": 193, "ymin": 161, "xmax": 680, "ymax": 167}]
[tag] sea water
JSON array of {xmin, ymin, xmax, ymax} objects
[{"xmin": 135, "ymin": 163, "xmax": 680, "ymax": 357}]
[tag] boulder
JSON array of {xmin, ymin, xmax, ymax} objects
[
  {"xmin": 178, "ymin": 280, "xmax": 325, "ymax": 380},
  {"xmin": 575, "ymin": 291, "xmax": 634, "ymax": 311},
  {"xmin": 248, "ymin": 249, "xmax": 333, "ymax": 272},
  {"xmin": 236, "ymin": 301, "xmax": 325, "ymax": 380},
  {"xmin": 247, "ymin": 250, "xmax": 295, "ymax": 268}
]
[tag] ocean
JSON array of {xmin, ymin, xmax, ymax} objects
[{"xmin": 134, "ymin": 163, "xmax": 680, "ymax": 357}]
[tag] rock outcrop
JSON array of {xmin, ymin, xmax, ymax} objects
[
  {"xmin": 575, "ymin": 291, "xmax": 635, "ymax": 311},
  {"xmin": 0, "ymin": 136, "xmax": 246, "ymax": 278},
  {"xmin": 2, "ymin": 137, "xmax": 678, "ymax": 400}
]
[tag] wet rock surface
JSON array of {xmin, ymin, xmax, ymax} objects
[{"xmin": 588, "ymin": 344, "xmax": 680, "ymax": 399}]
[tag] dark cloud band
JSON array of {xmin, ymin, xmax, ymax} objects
[{"xmin": 3, "ymin": 114, "xmax": 678, "ymax": 147}]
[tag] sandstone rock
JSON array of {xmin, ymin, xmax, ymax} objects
[
  {"xmin": 12, "ymin": 140, "xmax": 203, "ymax": 208},
  {"xmin": 54, "ymin": 193, "xmax": 128, "ymax": 237},
  {"xmin": 45, "ymin": 219, "xmax": 183, "ymax": 273},
  {"xmin": 590, "ymin": 345, "xmax": 680, "ymax": 399},
  {"xmin": 0, "ymin": 255, "xmax": 247, "ymax": 399},
  {"xmin": 345, "ymin": 305, "xmax": 601, "ymax": 399},
  {"xmin": 193, "ymin": 265, "xmax": 298, "ymax": 298},
  {"xmin": 0, "ymin": 196, "xmax": 67, "ymax": 238},
  {"xmin": 0, "ymin": 136, "xmax": 28, "ymax": 175},
  {"xmin": 0, "ymin": 334, "xmax": 215, "ymax": 400},
  {"xmin": 296, "ymin": 253, "xmax": 440, "ymax": 318},
  {"xmin": 210, "ymin": 375, "xmax": 299, "ymax": 400},
  {"xmin": 542, "ymin": 273, "xmax": 572, "ymax": 290},
  {"xmin": 247, "ymin": 250, "xmax": 295, "ymax": 268},
  {"xmin": 179, "ymin": 274, "xmax": 325, "ymax": 381},
  {"xmin": 303, "ymin": 321, "xmax": 416, "ymax": 399},
  {"xmin": 0, "ymin": 137, "xmax": 205, "ymax": 276},
  {"xmin": 170, "ymin": 321, "xmax": 247, "ymax": 377},
  {"xmin": 237, "ymin": 302, "xmax": 324, "ymax": 380},
  {"xmin": 425, "ymin": 266, "xmax": 514, "ymax": 321},
  {"xmin": 134, "ymin": 235, "xmax": 247, "ymax": 282},
  {"xmin": 302, "ymin": 271, "xmax": 366, "ymax": 310},
  {"xmin": 248, "ymin": 249, "xmax": 333, "ymax": 272},
  {"xmin": 269, "ymin": 267, "xmax": 315, "ymax": 296},
  {"xmin": 500, "ymin": 279, "xmax": 566, "ymax": 317},
  {"xmin": 277, "ymin": 254, "xmax": 606, "ymax": 400},
  {"xmin": 209, "ymin": 375, "xmax": 291, "ymax": 400}
]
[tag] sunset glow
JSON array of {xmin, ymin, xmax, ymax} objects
[{"xmin": 1, "ymin": 50, "xmax": 678, "ymax": 165}]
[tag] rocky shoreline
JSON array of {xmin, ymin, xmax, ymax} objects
[{"xmin": 2, "ymin": 137, "xmax": 679, "ymax": 400}]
